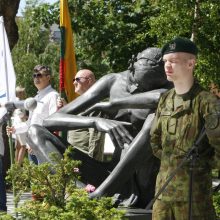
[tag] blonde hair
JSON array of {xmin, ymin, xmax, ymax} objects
[{"xmin": 16, "ymin": 86, "xmax": 26, "ymax": 99}]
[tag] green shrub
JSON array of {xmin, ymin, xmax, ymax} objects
[
  {"xmin": 213, "ymin": 191, "xmax": 220, "ymax": 218},
  {"xmin": 0, "ymin": 212, "xmax": 14, "ymax": 220},
  {"xmin": 6, "ymin": 147, "xmax": 125, "ymax": 220}
]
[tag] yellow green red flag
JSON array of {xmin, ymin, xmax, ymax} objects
[{"xmin": 60, "ymin": 0, "xmax": 77, "ymax": 102}]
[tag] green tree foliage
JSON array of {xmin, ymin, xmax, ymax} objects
[
  {"xmin": 12, "ymin": 0, "xmax": 60, "ymax": 97},
  {"xmin": 69, "ymin": 0, "xmax": 156, "ymax": 76},
  {"xmin": 13, "ymin": 0, "xmax": 220, "ymax": 94},
  {"xmin": 148, "ymin": 0, "xmax": 220, "ymax": 87},
  {"xmin": 38, "ymin": 42, "xmax": 60, "ymax": 91},
  {"xmin": 30, "ymin": 0, "xmax": 157, "ymax": 79},
  {"xmin": 214, "ymin": 192, "xmax": 220, "ymax": 218}
]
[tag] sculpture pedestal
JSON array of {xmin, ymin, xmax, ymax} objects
[{"xmin": 121, "ymin": 208, "xmax": 152, "ymax": 220}]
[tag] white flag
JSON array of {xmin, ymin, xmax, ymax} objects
[{"xmin": 0, "ymin": 16, "xmax": 16, "ymax": 119}]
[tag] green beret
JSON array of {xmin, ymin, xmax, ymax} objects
[{"xmin": 162, "ymin": 37, "xmax": 198, "ymax": 56}]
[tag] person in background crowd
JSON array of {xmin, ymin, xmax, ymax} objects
[
  {"xmin": 11, "ymin": 86, "xmax": 27, "ymax": 165},
  {"xmin": 7, "ymin": 65, "xmax": 59, "ymax": 165},
  {"xmin": 58, "ymin": 69, "xmax": 105, "ymax": 161},
  {"xmin": 150, "ymin": 37, "xmax": 220, "ymax": 220}
]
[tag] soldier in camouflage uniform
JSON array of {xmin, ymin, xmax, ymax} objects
[{"xmin": 150, "ymin": 37, "xmax": 220, "ymax": 220}]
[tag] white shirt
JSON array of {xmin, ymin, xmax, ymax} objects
[
  {"xmin": 14, "ymin": 85, "xmax": 59, "ymax": 134},
  {"xmin": 11, "ymin": 97, "xmax": 26, "ymax": 139}
]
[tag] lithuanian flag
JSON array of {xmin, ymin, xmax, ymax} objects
[{"xmin": 60, "ymin": 0, "xmax": 77, "ymax": 102}]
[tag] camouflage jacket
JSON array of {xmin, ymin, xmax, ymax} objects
[{"xmin": 150, "ymin": 82, "xmax": 220, "ymax": 201}]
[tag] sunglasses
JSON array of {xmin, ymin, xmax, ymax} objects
[
  {"xmin": 32, "ymin": 73, "xmax": 49, "ymax": 78},
  {"xmin": 73, "ymin": 77, "xmax": 89, "ymax": 82}
]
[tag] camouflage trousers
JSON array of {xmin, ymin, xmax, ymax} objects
[{"xmin": 152, "ymin": 199, "xmax": 216, "ymax": 220}]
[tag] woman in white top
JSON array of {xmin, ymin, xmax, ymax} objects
[{"xmin": 12, "ymin": 86, "xmax": 27, "ymax": 165}]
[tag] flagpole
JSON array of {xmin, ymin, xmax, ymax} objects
[{"xmin": 0, "ymin": 16, "xmax": 18, "ymax": 219}]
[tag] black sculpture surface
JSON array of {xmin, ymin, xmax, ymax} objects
[{"xmin": 27, "ymin": 47, "xmax": 172, "ymax": 209}]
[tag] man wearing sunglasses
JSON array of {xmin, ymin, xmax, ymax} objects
[
  {"xmin": 73, "ymin": 69, "xmax": 95, "ymax": 95},
  {"xmin": 58, "ymin": 69, "xmax": 105, "ymax": 161},
  {"xmin": 7, "ymin": 65, "xmax": 59, "ymax": 164}
]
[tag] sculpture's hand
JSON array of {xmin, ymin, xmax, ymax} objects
[
  {"xmin": 81, "ymin": 102, "xmax": 112, "ymax": 116},
  {"xmin": 95, "ymin": 118, "xmax": 133, "ymax": 149}
]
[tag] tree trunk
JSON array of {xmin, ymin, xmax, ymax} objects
[
  {"xmin": 191, "ymin": 0, "xmax": 200, "ymax": 42},
  {"xmin": 0, "ymin": 0, "xmax": 20, "ymax": 50}
]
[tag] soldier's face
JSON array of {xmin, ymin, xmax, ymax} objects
[{"xmin": 163, "ymin": 52, "xmax": 195, "ymax": 82}]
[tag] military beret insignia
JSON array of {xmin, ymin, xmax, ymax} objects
[{"xmin": 169, "ymin": 43, "xmax": 176, "ymax": 51}]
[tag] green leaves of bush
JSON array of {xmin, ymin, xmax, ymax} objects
[{"xmin": 7, "ymin": 147, "xmax": 125, "ymax": 219}]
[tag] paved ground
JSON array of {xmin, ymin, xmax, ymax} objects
[{"xmin": 6, "ymin": 192, "xmax": 31, "ymax": 218}]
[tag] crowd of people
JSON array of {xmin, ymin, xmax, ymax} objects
[
  {"xmin": 0, "ymin": 37, "xmax": 219, "ymax": 220},
  {"xmin": 0, "ymin": 65, "xmax": 105, "ymax": 211}
]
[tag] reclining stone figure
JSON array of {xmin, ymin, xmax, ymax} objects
[{"xmin": 26, "ymin": 47, "xmax": 172, "ymax": 208}]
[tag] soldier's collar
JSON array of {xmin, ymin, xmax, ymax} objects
[
  {"xmin": 166, "ymin": 81, "xmax": 201, "ymax": 113},
  {"xmin": 174, "ymin": 80, "xmax": 200, "ymax": 101}
]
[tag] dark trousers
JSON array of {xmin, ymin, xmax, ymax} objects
[{"xmin": 0, "ymin": 155, "xmax": 7, "ymax": 211}]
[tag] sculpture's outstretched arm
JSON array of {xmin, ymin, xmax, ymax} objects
[
  {"xmin": 81, "ymin": 89, "xmax": 167, "ymax": 116},
  {"xmin": 57, "ymin": 73, "xmax": 118, "ymax": 115},
  {"xmin": 89, "ymin": 113, "xmax": 157, "ymax": 199},
  {"xmin": 43, "ymin": 113, "xmax": 133, "ymax": 149}
]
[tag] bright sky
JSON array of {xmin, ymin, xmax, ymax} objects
[{"xmin": 17, "ymin": 0, "xmax": 58, "ymax": 16}]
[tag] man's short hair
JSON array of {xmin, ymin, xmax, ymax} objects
[{"xmin": 34, "ymin": 65, "xmax": 51, "ymax": 75}]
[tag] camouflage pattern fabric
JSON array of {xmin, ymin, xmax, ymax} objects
[
  {"xmin": 206, "ymin": 99, "xmax": 220, "ymax": 168},
  {"xmin": 150, "ymin": 82, "xmax": 220, "ymax": 219},
  {"xmin": 152, "ymin": 199, "xmax": 216, "ymax": 220}
]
